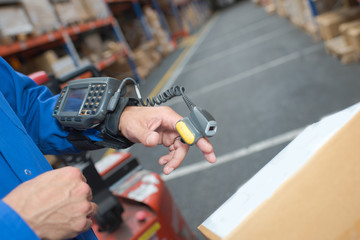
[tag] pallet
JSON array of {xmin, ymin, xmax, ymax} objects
[{"xmin": 325, "ymin": 36, "xmax": 358, "ymax": 64}]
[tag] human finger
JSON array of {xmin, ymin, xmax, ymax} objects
[
  {"xmin": 86, "ymin": 187, "xmax": 93, "ymax": 201},
  {"xmin": 158, "ymin": 150, "xmax": 175, "ymax": 166},
  {"xmin": 82, "ymin": 219, "xmax": 93, "ymax": 233},
  {"xmin": 126, "ymin": 121, "xmax": 160, "ymax": 147},
  {"xmin": 161, "ymin": 131, "xmax": 181, "ymax": 147},
  {"xmin": 196, "ymin": 138, "xmax": 216, "ymax": 163},
  {"xmin": 156, "ymin": 106, "xmax": 183, "ymax": 130},
  {"xmin": 163, "ymin": 140, "xmax": 189, "ymax": 175},
  {"xmin": 87, "ymin": 202, "xmax": 98, "ymax": 218}
]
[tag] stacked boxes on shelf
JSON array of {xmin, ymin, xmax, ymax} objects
[
  {"xmin": 52, "ymin": 0, "xmax": 109, "ymax": 26},
  {"xmin": 144, "ymin": 6, "xmax": 175, "ymax": 56},
  {"xmin": 19, "ymin": 50, "xmax": 87, "ymax": 77},
  {"xmin": 256, "ymin": 0, "xmax": 360, "ymax": 64},
  {"xmin": 21, "ymin": 0, "xmax": 60, "ymax": 35},
  {"xmin": 164, "ymin": 13, "xmax": 190, "ymax": 37},
  {"xmin": 0, "ymin": 0, "xmax": 110, "ymax": 42},
  {"xmin": 79, "ymin": 0, "xmax": 109, "ymax": 20},
  {"xmin": 1, "ymin": 0, "xmax": 211, "ymax": 81},
  {"xmin": 52, "ymin": 0, "xmax": 84, "ymax": 26},
  {"xmin": 0, "ymin": 5, "xmax": 33, "ymax": 43}
]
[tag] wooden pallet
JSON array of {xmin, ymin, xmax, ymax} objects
[{"xmin": 325, "ymin": 36, "xmax": 358, "ymax": 64}]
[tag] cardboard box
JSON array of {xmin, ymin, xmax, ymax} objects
[
  {"xmin": 80, "ymin": 0, "xmax": 109, "ymax": 20},
  {"xmin": 120, "ymin": 19, "xmax": 147, "ymax": 49},
  {"xmin": 325, "ymin": 36, "xmax": 356, "ymax": 64},
  {"xmin": 102, "ymin": 56, "xmax": 133, "ymax": 79},
  {"xmin": 339, "ymin": 20, "xmax": 360, "ymax": 45},
  {"xmin": 165, "ymin": 14, "xmax": 189, "ymax": 35},
  {"xmin": 346, "ymin": 25, "xmax": 360, "ymax": 53},
  {"xmin": 0, "ymin": 5, "xmax": 33, "ymax": 37},
  {"xmin": 20, "ymin": 0, "xmax": 60, "ymax": 34},
  {"xmin": 71, "ymin": 0, "xmax": 91, "ymax": 22},
  {"xmin": 53, "ymin": 1, "xmax": 81, "ymax": 26},
  {"xmin": 199, "ymin": 103, "xmax": 360, "ymax": 240},
  {"xmin": 316, "ymin": 7, "xmax": 360, "ymax": 40}
]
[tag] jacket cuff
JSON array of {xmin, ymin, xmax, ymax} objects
[{"xmin": 0, "ymin": 200, "xmax": 40, "ymax": 239}]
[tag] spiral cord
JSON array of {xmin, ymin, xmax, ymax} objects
[
  {"xmin": 139, "ymin": 86, "xmax": 194, "ymax": 109},
  {"xmin": 118, "ymin": 78, "xmax": 195, "ymax": 110}
]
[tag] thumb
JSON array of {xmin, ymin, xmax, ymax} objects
[
  {"xmin": 145, "ymin": 132, "xmax": 160, "ymax": 147},
  {"xmin": 127, "ymin": 123, "xmax": 160, "ymax": 147}
]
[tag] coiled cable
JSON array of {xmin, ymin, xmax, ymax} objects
[{"xmin": 118, "ymin": 77, "xmax": 195, "ymax": 110}]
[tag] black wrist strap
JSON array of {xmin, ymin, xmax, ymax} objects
[
  {"xmin": 67, "ymin": 97, "xmax": 139, "ymax": 150},
  {"xmin": 66, "ymin": 130, "xmax": 104, "ymax": 151}
]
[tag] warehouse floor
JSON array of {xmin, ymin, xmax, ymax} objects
[{"xmin": 97, "ymin": 1, "xmax": 360, "ymax": 239}]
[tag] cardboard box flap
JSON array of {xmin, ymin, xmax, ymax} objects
[{"xmin": 199, "ymin": 103, "xmax": 360, "ymax": 240}]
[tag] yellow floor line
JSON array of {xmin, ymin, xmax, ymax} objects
[
  {"xmin": 148, "ymin": 15, "xmax": 216, "ymax": 98},
  {"xmin": 148, "ymin": 42, "xmax": 195, "ymax": 98}
]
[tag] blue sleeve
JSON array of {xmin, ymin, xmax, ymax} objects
[
  {"xmin": 0, "ymin": 200, "xmax": 40, "ymax": 240},
  {"xmin": 0, "ymin": 57, "xmax": 102, "ymax": 154},
  {"xmin": 0, "ymin": 200, "xmax": 98, "ymax": 240}
]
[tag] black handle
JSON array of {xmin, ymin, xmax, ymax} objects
[{"xmin": 57, "ymin": 64, "xmax": 101, "ymax": 83}]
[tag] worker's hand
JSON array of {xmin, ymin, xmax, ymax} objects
[
  {"xmin": 2, "ymin": 167, "xmax": 97, "ymax": 240},
  {"xmin": 119, "ymin": 106, "xmax": 216, "ymax": 174}
]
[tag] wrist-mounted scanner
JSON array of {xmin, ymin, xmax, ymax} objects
[{"xmin": 53, "ymin": 77, "xmax": 217, "ymax": 147}]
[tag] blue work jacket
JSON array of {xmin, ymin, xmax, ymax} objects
[{"xmin": 0, "ymin": 57, "xmax": 98, "ymax": 240}]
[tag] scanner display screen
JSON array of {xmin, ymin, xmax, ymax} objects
[{"xmin": 62, "ymin": 88, "xmax": 87, "ymax": 113}]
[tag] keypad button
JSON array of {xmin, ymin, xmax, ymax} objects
[
  {"xmin": 66, "ymin": 117, "xmax": 72, "ymax": 121},
  {"xmin": 75, "ymin": 117, "xmax": 82, "ymax": 122}
]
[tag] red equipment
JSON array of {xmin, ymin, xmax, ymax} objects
[
  {"xmin": 93, "ymin": 152, "xmax": 194, "ymax": 240},
  {"xmin": 29, "ymin": 68, "xmax": 195, "ymax": 240}
]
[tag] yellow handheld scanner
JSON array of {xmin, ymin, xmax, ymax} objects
[{"xmin": 176, "ymin": 107, "xmax": 217, "ymax": 145}]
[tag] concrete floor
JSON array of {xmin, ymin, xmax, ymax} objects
[{"xmin": 106, "ymin": 1, "xmax": 360, "ymax": 239}]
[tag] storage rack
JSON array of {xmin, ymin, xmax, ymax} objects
[
  {"xmin": 106, "ymin": 0, "xmax": 193, "ymax": 40},
  {"xmin": 0, "ymin": 0, "xmax": 211, "ymax": 82}
]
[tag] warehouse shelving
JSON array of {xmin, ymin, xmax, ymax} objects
[
  {"xmin": 105, "ymin": 0, "xmax": 205, "ymax": 41},
  {"xmin": 0, "ymin": 0, "xmax": 210, "ymax": 83},
  {"xmin": 106, "ymin": 0, "xmax": 162, "ymax": 40},
  {"xmin": 0, "ymin": 11, "xmax": 141, "ymax": 82},
  {"xmin": 306, "ymin": 0, "xmax": 318, "ymax": 17},
  {"xmin": 0, "ymin": 17, "xmax": 113, "ymax": 58}
]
